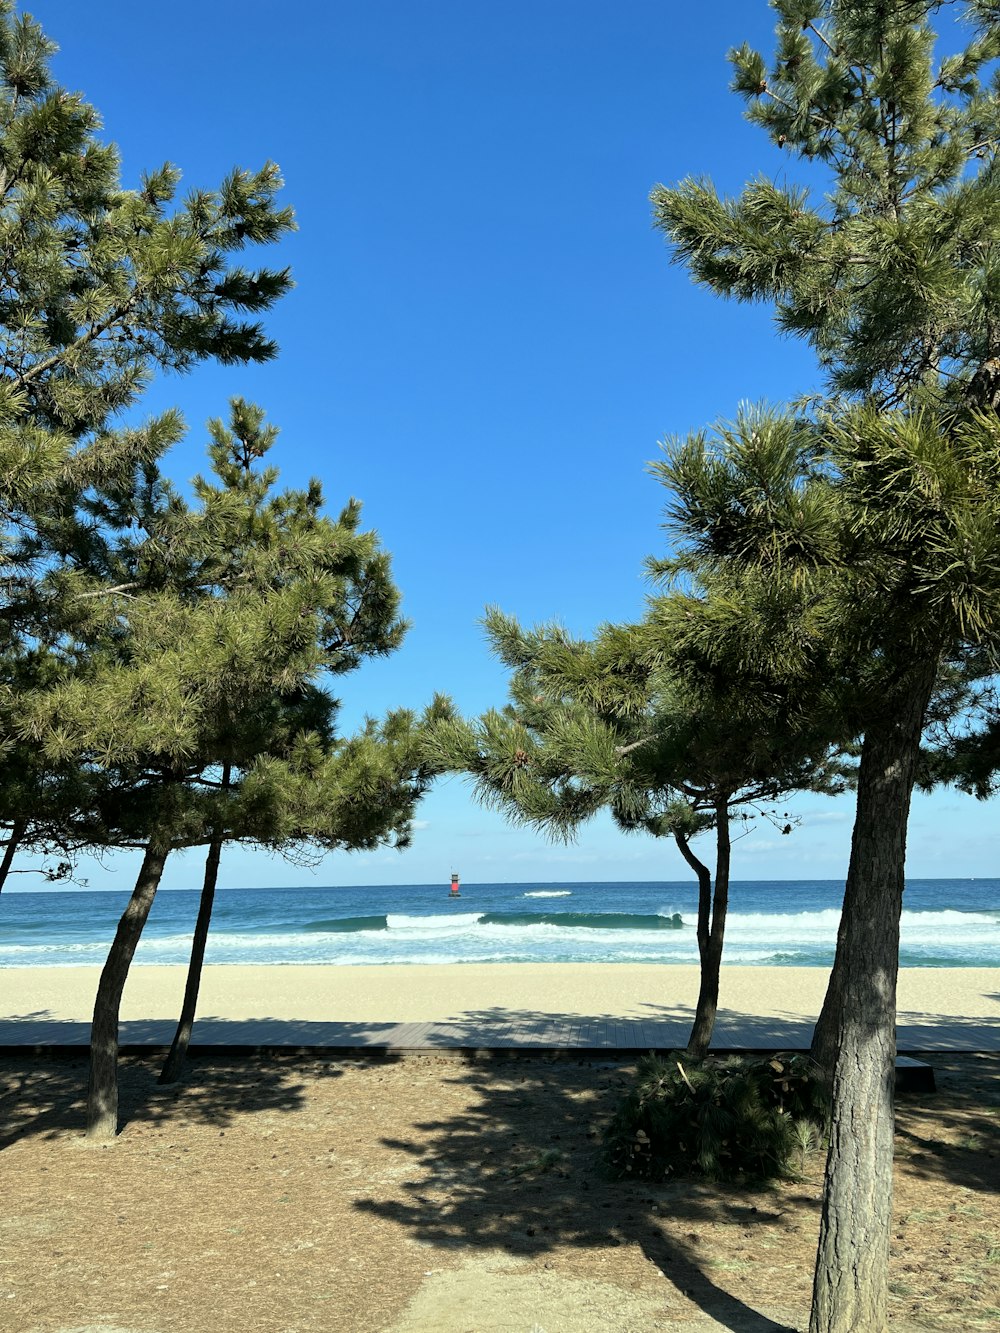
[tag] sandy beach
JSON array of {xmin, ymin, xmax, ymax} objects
[
  {"xmin": 3, "ymin": 1014, "xmax": 999, "ymax": 1330},
  {"xmin": 6, "ymin": 961, "xmax": 999, "ymax": 1028},
  {"xmin": 4, "ymin": 966, "xmax": 1000, "ymax": 1329}
]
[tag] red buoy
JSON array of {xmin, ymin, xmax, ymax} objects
[{"xmin": 449, "ymin": 872, "xmax": 461, "ymax": 897}]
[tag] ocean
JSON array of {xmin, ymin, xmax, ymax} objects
[{"xmin": 2, "ymin": 878, "xmax": 999, "ymax": 969}]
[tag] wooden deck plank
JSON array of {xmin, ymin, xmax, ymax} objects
[
  {"xmin": 482, "ymin": 1022, "xmax": 510, "ymax": 1047},
  {"xmin": 631, "ymin": 1021, "xmax": 652, "ymax": 1047},
  {"xmin": 568, "ymin": 1019, "xmax": 591, "ymax": 1047},
  {"xmin": 2, "ymin": 1014, "xmax": 988, "ymax": 1056},
  {"xmin": 387, "ymin": 1022, "xmax": 433, "ymax": 1048},
  {"xmin": 533, "ymin": 1020, "xmax": 565, "ymax": 1047},
  {"xmin": 514, "ymin": 1021, "xmax": 546, "ymax": 1048},
  {"xmin": 509, "ymin": 1020, "xmax": 548, "ymax": 1047},
  {"xmin": 635, "ymin": 1021, "xmax": 657, "ymax": 1049}
]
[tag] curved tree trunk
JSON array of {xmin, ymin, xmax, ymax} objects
[
  {"xmin": 159, "ymin": 832, "xmax": 223, "ymax": 1084},
  {"xmin": 809, "ymin": 662, "xmax": 936, "ymax": 1333},
  {"xmin": 676, "ymin": 796, "xmax": 732, "ymax": 1061},
  {"xmin": 0, "ymin": 818, "xmax": 26, "ymax": 895},
  {"xmin": 87, "ymin": 840, "xmax": 169, "ymax": 1140},
  {"xmin": 675, "ymin": 827, "xmax": 713, "ymax": 1058},
  {"xmin": 810, "ymin": 896, "xmax": 849, "ymax": 1079}
]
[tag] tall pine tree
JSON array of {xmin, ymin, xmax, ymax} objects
[
  {"xmin": 153, "ymin": 402, "xmax": 449, "ymax": 1084},
  {"xmin": 17, "ymin": 399, "xmax": 436, "ymax": 1138},
  {"xmin": 431, "ymin": 606, "xmax": 847, "ymax": 1059},
  {"xmin": 0, "ymin": 0, "xmax": 294, "ymax": 896},
  {"xmin": 651, "ymin": 6, "xmax": 1000, "ymax": 1328}
]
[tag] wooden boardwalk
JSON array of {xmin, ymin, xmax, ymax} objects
[{"xmin": 1, "ymin": 1012, "xmax": 996, "ymax": 1053}]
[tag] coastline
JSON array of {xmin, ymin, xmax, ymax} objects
[{"xmin": 6, "ymin": 962, "xmax": 999, "ymax": 1027}]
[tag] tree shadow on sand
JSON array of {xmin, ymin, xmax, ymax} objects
[
  {"xmin": 0, "ymin": 1046, "xmax": 349, "ymax": 1149},
  {"xmin": 354, "ymin": 1049, "xmax": 812, "ymax": 1333},
  {"xmin": 3, "ymin": 1002, "xmax": 995, "ymax": 1332},
  {"xmin": 350, "ymin": 1006, "xmax": 998, "ymax": 1332},
  {"xmin": 893, "ymin": 1050, "xmax": 1000, "ymax": 1197}
]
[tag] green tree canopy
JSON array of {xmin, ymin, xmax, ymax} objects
[
  {"xmin": 13, "ymin": 397, "xmax": 441, "ymax": 1136},
  {"xmin": 0, "ymin": 3, "xmax": 450, "ymax": 1141},
  {"xmin": 433, "ymin": 605, "xmax": 849, "ymax": 1059},
  {"xmin": 654, "ymin": 0, "xmax": 1000, "ymax": 404},
  {"xmin": 648, "ymin": 5, "xmax": 1000, "ymax": 1330},
  {"xmin": 0, "ymin": 0, "xmax": 295, "ymax": 901}
]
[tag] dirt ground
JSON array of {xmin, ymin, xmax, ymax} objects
[{"xmin": 0, "ymin": 1050, "xmax": 997, "ymax": 1333}]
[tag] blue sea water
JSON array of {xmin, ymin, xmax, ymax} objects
[{"xmin": 2, "ymin": 878, "xmax": 999, "ymax": 969}]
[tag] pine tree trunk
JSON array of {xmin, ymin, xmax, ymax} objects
[
  {"xmin": 811, "ymin": 893, "xmax": 849, "ymax": 1079},
  {"xmin": 0, "ymin": 818, "xmax": 26, "ymax": 895},
  {"xmin": 675, "ymin": 797, "xmax": 731, "ymax": 1061},
  {"xmin": 674, "ymin": 828, "xmax": 712, "ymax": 1053},
  {"xmin": 809, "ymin": 663, "xmax": 936, "ymax": 1333},
  {"xmin": 159, "ymin": 833, "xmax": 222, "ymax": 1084},
  {"xmin": 87, "ymin": 840, "xmax": 169, "ymax": 1140}
]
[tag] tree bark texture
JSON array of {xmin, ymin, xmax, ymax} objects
[
  {"xmin": 811, "ymin": 898, "xmax": 849, "ymax": 1080},
  {"xmin": 809, "ymin": 662, "xmax": 936, "ymax": 1333},
  {"xmin": 86, "ymin": 841, "xmax": 169, "ymax": 1140},
  {"xmin": 159, "ymin": 833, "xmax": 222, "ymax": 1084},
  {"xmin": 675, "ymin": 798, "xmax": 731, "ymax": 1061},
  {"xmin": 0, "ymin": 818, "xmax": 26, "ymax": 894}
]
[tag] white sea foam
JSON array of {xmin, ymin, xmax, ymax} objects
[
  {"xmin": 191, "ymin": 921, "xmax": 706, "ymax": 967},
  {"xmin": 523, "ymin": 891, "xmax": 573, "ymax": 898},
  {"xmin": 384, "ymin": 913, "xmax": 484, "ymax": 931},
  {"xmin": 4, "ymin": 893, "xmax": 998, "ymax": 968}
]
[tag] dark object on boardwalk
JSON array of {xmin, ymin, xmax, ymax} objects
[{"xmin": 895, "ymin": 1056, "xmax": 936, "ymax": 1094}]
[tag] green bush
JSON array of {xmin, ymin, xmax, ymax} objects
[{"xmin": 604, "ymin": 1051, "xmax": 829, "ymax": 1182}]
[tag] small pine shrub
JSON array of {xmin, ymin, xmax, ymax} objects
[{"xmin": 604, "ymin": 1051, "xmax": 830, "ymax": 1182}]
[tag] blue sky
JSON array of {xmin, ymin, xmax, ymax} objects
[{"xmin": 17, "ymin": 0, "xmax": 998, "ymax": 890}]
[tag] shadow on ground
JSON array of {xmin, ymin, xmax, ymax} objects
[
  {"xmin": 0, "ymin": 1049, "xmax": 347, "ymax": 1149},
  {"xmin": 349, "ymin": 1015, "xmax": 998, "ymax": 1331},
  {"xmin": 894, "ymin": 1050, "xmax": 1000, "ymax": 1196},
  {"xmin": 358, "ymin": 1051, "xmax": 818, "ymax": 1331},
  {"xmin": 3, "ymin": 1012, "xmax": 997, "ymax": 1331},
  {"xmin": 3, "ymin": 995, "xmax": 996, "ymax": 1052}
]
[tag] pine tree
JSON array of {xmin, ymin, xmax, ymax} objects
[
  {"xmin": 159, "ymin": 697, "xmax": 450, "ymax": 1085},
  {"xmin": 0, "ymin": 0, "xmax": 293, "ymax": 527},
  {"xmin": 650, "ymin": 5, "xmax": 1000, "ymax": 1329},
  {"xmin": 654, "ymin": 395, "xmax": 1000, "ymax": 1331},
  {"xmin": 17, "ymin": 399, "xmax": 437, "ymax": 1136},
  {"xmin": 430, "ymin": 606, "xmax": 847, "ymax": 1059},
  {"xmin": 0, "ymin": 5, "xmax": 448, "ymax": 1134},
  {"xmin": 0, "ymin": 752, "xmax": 87, "ymax": 892},
  {"xmin": 0, "ymin": 1, "xmax": 294, "ymax": 895},
  {"xmin": 152, "ymin": 403, "xmax": 449, "ymax": 1084}
]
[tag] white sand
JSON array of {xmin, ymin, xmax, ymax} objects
[{"xmin": 5, "ymin": 962, "xmax": 998, "ymax": 1026}]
